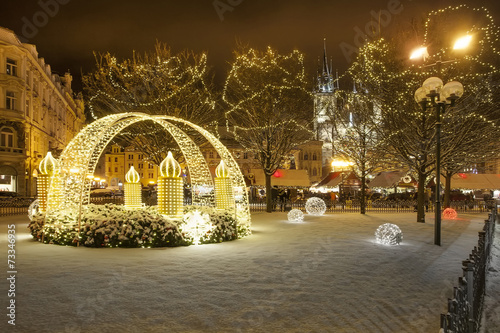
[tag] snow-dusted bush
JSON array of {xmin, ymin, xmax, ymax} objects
[{"xmin": 28, "ymin": 204, "xmax": 241, "ymax": 247}]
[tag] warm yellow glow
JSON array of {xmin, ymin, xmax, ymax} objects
[
  {"xmin": 409, "ymin": 47, "xmax": 428, "ymax": 60},
  {"xmin": 124, "ymin": 182, "xmax": 142, "ymax": 210},
  {"xmin": 149, "ymin": 181, "xmax": 155, "ymax": 184},
  {"xmin": 453, "ymin": 35, "xmax": 472, "ymax": 50},
  {"xmin": 331, "ymin": 160, "xmax": 354, "ymax": 168},
  {"xmin": 125, "ymin": 166, "xmax": 140, "ymax": 184},
  {"xmin": 215, "ymin": 160, "xmax": 230, "ymax": 178},
  {"xmin": 39, "ymin": 152, "xmax": 57, "ymax": 176},
  {"xmin": 93, "ymin": 177, "xmax": 100, "ymax": 181},
  {"xmin": 160, "ymin": 151, "xmax": 182, "ymax": 178},
  {"xmin": 86, "ymin": 174, "xmax": 94, "ymax": 179},
  {"xmin": 70, "ymin": 168, "xmax": 80, "ymax": 174}
]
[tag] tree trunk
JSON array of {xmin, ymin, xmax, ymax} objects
[
  {"xmin": 360, "ymin": 174, "xmax": 366, "ymax": 214},
  {"xmin": 417, "ymin": 170, "xmax": 426, "ymax": 223},
  {"xmin": 444, "ymin": 171, "xmax": 452, "ymax": 209},
  {"xmin": 265, "ymin": 173, "xmax": 273, "ymax": 213}
]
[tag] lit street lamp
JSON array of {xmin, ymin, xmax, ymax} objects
[{"xmin": 414, "ymin": 77, "xmax": 464, "ymax": 245}]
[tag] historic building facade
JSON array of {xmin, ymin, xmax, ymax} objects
[
  {"xmin": 104, "ymin": 144, "xmax": 159, "ymax": 188},
  {"xmin": 0, "ymin": 27, "xmax": 85, "ymax": 196}
]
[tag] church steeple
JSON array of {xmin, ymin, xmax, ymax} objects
[{"xmin": 317, "ymin": 38, "xmax": 335, "ymax": 93}]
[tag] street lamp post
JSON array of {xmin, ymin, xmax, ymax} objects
[{"xmin": 414, "ymin": 77, "xmax": 463, "ymax": 245}]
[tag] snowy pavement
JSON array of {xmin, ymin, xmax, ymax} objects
[{"xmin": 0, "ymin": 211, "xmax": 493, "ymax": 333}]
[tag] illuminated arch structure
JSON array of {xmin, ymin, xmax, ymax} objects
[{"xmin": 47, "ymin": 112, "xmax": 251, "ymax": 233}]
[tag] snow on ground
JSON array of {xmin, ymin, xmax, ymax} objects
[
  {"xmin": 480, "ymin": 212, "xmax": 500, "ymax": 333},
  {"xmin": 0, "ymin": 211, "xmax": 491, "ymax": 333}
]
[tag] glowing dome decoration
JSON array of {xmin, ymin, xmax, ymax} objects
[
  {"xmin": 287, "ymin": 209, "xmax": 304, "ymax": 222},
  {"xmin": 124, "ymin": 166, "xmax": 142, "ymax": 210},
  {"xmin": 215, "ymin": 160, "xmax": 233, "ymax": 210},
  {"xmin": 125, "ymin": 166, "xmax": 140, "ymax": 183},
  {"xmin": 160, "ymin": 151, "xmax": 182, "ymax": 178},
  {"xmin": 442, "ymin": 208, "xmax": 458, "ymax": 219},
  {"xmin": 39, "ymin": 151, "xmax": 57, "ymax": 176},
  {"xmin": 305, "ymin": 197, "xmax": 327, "ymax": 216},
  {"xmin": 38, "ymin": 151, "xmax": 58, "ymax": 213},
  {"xmin": 215, "ymin": 159, "xmax": 229, "ymax": 178},
  {"xmin": 375, "ymin": 223, "xmax": 403, "ymax": 245},
  {"xmin": 183, "ymin": 210, "xmax": 214, "ymax": 245},
  {"xmin": 158, "ymin": 151, "xmax": 183, "ymax": 217}
]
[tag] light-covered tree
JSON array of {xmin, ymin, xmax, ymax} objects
[
  {"xmin": 83, "ymin": 42, "xmax": 218, "ymax": 165},
  {"xmin": 223, "ymin": 46, "xmax": 314, "ymax": 212}
]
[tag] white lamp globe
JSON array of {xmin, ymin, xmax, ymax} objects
[
  {"xmin": 287, "ymin": 209, "xmax": 304, "ymax": 222},
  {"xmin": 305, "ymin": 197, "xmax": 327, "ymax": 216}
]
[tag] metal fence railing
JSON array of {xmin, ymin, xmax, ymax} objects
[
  {"xmin": 248, "ymin": 198, "xmax": 496, "ymax": 213},
  {"xmin": 440, "ymin": 208, "xmax": 497, "ymax": 333},
  {"xmin": 0, "ymin": 198, "xmax": 35, "ymax": 217},
  {"xmin": 2, "ymin": 196, "xmax": 496, "ymax": 216}
]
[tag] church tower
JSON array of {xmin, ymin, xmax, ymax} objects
[{"xmin": 314, "ymin": 39, "xmax": 338, "ymax": 173}]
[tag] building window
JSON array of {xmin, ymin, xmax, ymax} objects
[
  {"xmin": 128, "ymin": 154, "xmax": 133, "ymax": 160},
  {"xmin": 6, "ymin": 59, "xmax": 17, "ymax": 76},
  {"xmin": 108, "ymin": 157, "xmax": 111, "ymax": 162},
  {"xmin": 108, "ymin": 167, "xmax": 111, "ymax": 172},
  {"xmin": 128, "ymin": 163, "xmax": 133, "ymax": 168},
  {"xmin": 148, "ymin": 164, "xmax": 153, "ymax": 169},
  {"xmin": 114, "ymin": 167, "xmax": 118, "ymax": 172},
  {"xmin": 138, "ymin": 163, "xmax": 144, "ymax": 169},
  {"xmin": 0, "ymin": 128, "xmax": 14, "ymax": 147},
  {"xmin": 139, "ymin": 154, "xmax": 144, "ymax": 160},
  {"xmin": 149, "ymin": 173, "xmax": 153, "ymax": 178},
  {"xmin": 6, "ymin": 91, "xmax": 16, "ymax": 110},
  {"xmin": 243, "ymin": 152, "xmax": 248, "ymax": 159},
  {"xmin": 209, "ymin": 151, "xmax": 214, "ymax": 158},
  {"xmin": 114, "ymin": 157, "xmax": 118, "ymax": 162},
  {"xmin": 304, "ymin": 153, "xmax": 309, "ymax": 161},
  {"xmin": 312, "ymin": 153, "xmax": 317, "ymax": 161}
]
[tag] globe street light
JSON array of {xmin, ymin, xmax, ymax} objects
[{"xmin": 414, "ymin": 77, "xmax": 464, "ymax": 246}]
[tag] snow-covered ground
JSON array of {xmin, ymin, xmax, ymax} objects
[
  {"xmin": 0, "ymin": 211, "xmax": 493, "ymax": 333},
  {"xmin": 480, "ymin": 212, "xmax": 500, "ymax": 333}
]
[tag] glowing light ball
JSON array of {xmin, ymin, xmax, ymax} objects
[
  {"xmin": 305, "ymin": 197, "xmax": 327, "ymax": 216},
  {"xmin": 183, "ymin": 210, "xmax": 214, "ymax": 245},
  {"xmin": 287, "ymin": 209, "xmax": 304, "ymax": 222},
  {"xmin": 375, "ymin": 223, "xmax": 403, "ymax": 245},
  {"xmin": 442, "ymin": 208, "xmax": 458, "ymax": 219},
  {"xmin": 28, "ymin": 199, "xmax": 40, "ymax": 221}
]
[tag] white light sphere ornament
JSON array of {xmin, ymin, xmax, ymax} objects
[
  {"xmin": 287, "ymin": 209, "xmax": 304, "ymax": 222},
  {"xmin": 305, "ymin": 197, "xmax": 327, "ymax": 216},
  {"xmin": 375, "ymin": 223, "xmax": 403, "ymax": 245},
  {"xmin": 183, "ymin": 210, "xmax": 214, "ymax": 245}
]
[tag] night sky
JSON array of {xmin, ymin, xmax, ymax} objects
[{"xmin": 2, "ymin": 0, "xmax": 500, "ymax": 91}]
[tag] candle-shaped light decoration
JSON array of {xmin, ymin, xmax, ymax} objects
[
  {"xmin": 158, "ymin": 151, "xmax": 183, "ymax": 218},
  {"xmin": 215, "ymin": 160, "xmax": 234, "ymax": 210},
  {"xmin": 124, "ymin": 166, "xmax": 141, "ymax": 210},
  {"xmin": 38, "ymin": 152, "xmax": 57, "ymax": 213}
]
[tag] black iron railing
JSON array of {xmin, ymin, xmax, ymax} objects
[{"xmin": 440, "ymin": 208, "xmax": 497, "ymax": 333}]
